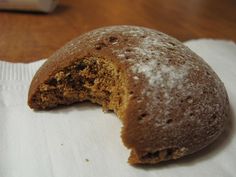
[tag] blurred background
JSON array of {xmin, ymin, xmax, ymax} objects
[{"xmin": 0, "ymin": 0, "xmax": 235, "ymax": 62}]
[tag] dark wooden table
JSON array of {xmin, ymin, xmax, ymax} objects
[{"xmin": 0, "ymin": 0, "xmax": 235, "ymax": 62}]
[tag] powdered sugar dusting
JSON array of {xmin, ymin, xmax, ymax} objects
[
  {"xmin": 109, "ymin": 26, "xmax": 189, "ymax": 90},
  {"xmin": 133, "ymin": 61, "xmax": 189, "ymax": 88}
]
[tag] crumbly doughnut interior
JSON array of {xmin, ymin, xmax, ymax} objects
[{"xmin": 33, "ymin": 57, "xmax": 128, "ymax": 117}]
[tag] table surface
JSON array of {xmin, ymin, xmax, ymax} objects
[{"xmin": 0, "ymin": 0, "xmax": 235, "ymax": 62}]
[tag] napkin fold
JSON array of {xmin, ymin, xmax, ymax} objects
[{"xmin": 0, "ymin": 39, "xmax": 235, "ymax": 177}]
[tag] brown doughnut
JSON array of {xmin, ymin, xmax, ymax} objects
[{"xmin": 28, "ymin": 26, "xmax": 229, "ymax": 164}]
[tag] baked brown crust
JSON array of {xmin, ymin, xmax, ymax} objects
[{"xmin": 28, "ymin": 26, "xmax": 229, "ymax": 164}]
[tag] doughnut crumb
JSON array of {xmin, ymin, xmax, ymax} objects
[{"xmin": 30, "ymin": 57, "xmax": 128, "ymax": 117}]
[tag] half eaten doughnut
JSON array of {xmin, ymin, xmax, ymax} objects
[{"xmin": 28, "ymin": 26, "xmax": 229, "ymax": 164}]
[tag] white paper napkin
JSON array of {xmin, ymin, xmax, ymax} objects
[{"xmin": 0, "ymin": 39, "xmax": 235, "ymax": 177}]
